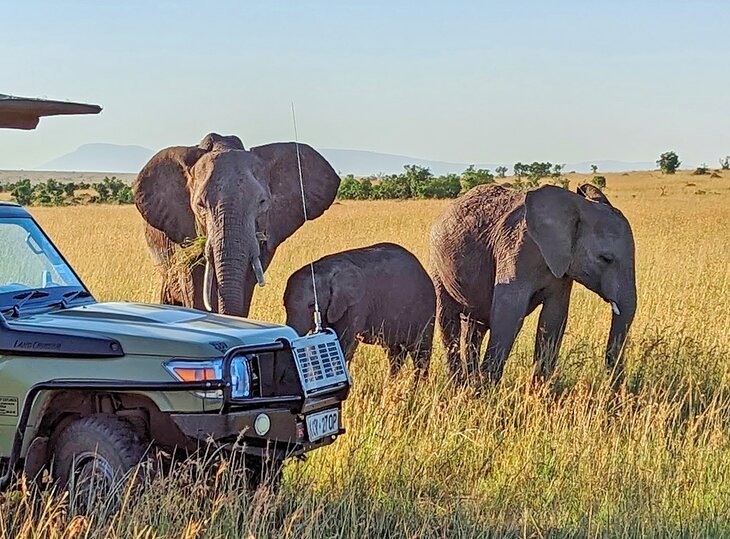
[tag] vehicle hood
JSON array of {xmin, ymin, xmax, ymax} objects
[{"xmin": 12, "ymin": 302, "xmax": 299, "ymax": 358}]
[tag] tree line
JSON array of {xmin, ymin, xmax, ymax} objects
[
  {"xmin": 336, "ymin": 162, "xmax": 586, "ymax": 200},
  {"xmin": 0, "ymin": 177, "xmax": 133, "ymax": 206}
]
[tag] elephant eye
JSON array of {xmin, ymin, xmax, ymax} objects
[{"xmin": 599, "ymin": 254, "xmax": 614, "ymax": 265}]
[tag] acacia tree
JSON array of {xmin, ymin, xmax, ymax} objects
[
  {"xmin": 657, "ymin": 151, "xmax": 681, "ymax": 174},
  {"xmin": 495, "ymin": 166, "xmax": 508, "ymax": 178},
  {"xmin": 513, "ymin": 162, "xmax": 527, "ymax": 180},
  {"xmin": 551, "ymin": 164, "xmax": 568, "ymax": 189},
  {"xmin": 591, "ymin": 164, "xmax": 599, "ymax": 174}
]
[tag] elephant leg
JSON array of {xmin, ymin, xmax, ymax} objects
[
  {"xmin": 333, "ymin": 320, "xmax": 359, "ymax": 364},
  {"xmin": 159, "ymin": 275, "xmax": 181, "ymax": 306},
  {"xmin": 435, "ymin": 280, "xmax": 463, "ymax": 382},
  {"xmin": 386, "ymin": 344, "xmax": 408, "ymax": 377},
  {"xmin": 461, "ymin": 315, "xmax": 486, "ymax": 380},
  {"xmin": 409, "ymin": 320, "xmax": 434, "ymax": 378},
  {"xmin": 185, "ymin": 262, "xmax": 208, "ymax": 310},
  {"xmin": 481, "ymin": 285, "xmax": 529, "ymax": 384},
  {"xmin": 533, "ymin": 282, "xmax": 572, "ymax": 381},
  {"xmin": 344, "ymin": 339, "xmax": 359, "ymax": 365}
]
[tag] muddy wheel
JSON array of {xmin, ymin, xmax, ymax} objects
[{"xmin": 52, "ymin": 414, "xmax": 149, "ymax": 507}]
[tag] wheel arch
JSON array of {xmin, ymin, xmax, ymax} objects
[{"xmin": 23, "ymin": 390, "xmax": 191, "ymax": 470}]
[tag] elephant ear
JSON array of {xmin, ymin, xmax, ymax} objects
[
  {"xmin": 250, "ymin": 142, "xmax": 340, "ymax": 247},
  {"xmin": 577, "ymin": 184, "xmax": 613, "ymax": 206},
  {"xmin": 327, "ymin": 267, "xmax": 365, "ymax": 324},
  {"xmin": 134, "ymin": 145, "xmax": 207, "ymax": 244},
  {"xmin": 525, "ymin": 186, "xmax": 580, "ymax": 279}
]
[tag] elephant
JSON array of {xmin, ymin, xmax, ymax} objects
[
  {"xmin": 283, "ymin": 243, "xmax": 436, "ymax": 377},
  {"xmin": 134, "ymin": 133, "xmax": 340, "ymax": 317},
  {"xmin": 430, "ymin": 183, "xmax": 636, "ymax": 385}
]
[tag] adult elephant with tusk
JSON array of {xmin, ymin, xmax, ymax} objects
[
  {"xmin": 134, "ymin": 133, "xmax": 340, "ymax": 317},
  {"xmin": 430, "ymin": 183, "xmax": 637, "ymax": 386}
]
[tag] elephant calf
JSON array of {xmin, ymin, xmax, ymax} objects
[{"xmin": 284, "ymin": 243, "xmax": 436, "ymax": 376}]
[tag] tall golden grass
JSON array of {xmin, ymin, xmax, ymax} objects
[{"xmin": 2, "ymin": 171, "xmax": 729, "ymax": 537}]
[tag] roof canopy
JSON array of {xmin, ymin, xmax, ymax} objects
[{"xmin": 0, "ymin": 93, "xmax": 101, "ymax": 130}]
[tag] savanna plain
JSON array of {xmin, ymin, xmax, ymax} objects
[{"xmin": 1, "ymin": 171, "xmax": 729, "ymax": 538}]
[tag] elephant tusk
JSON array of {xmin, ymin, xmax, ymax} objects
[
  {"xmin": 610, "ymin": 301, "xmax": 621, "ymax": 316},
  {"xmin": 252, "ymin": 257, "xmax": 266, "ymax": 287},
  {"xmin": 203, "ymin": 257, "xmax": 214, "ymax": 312}
]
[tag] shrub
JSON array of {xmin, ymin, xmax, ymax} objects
[
  {"xmin": 554, "ymin": 177, "xmax": 570, "ymax": 189},
  {"xmin": 693, "ymin": 164, "xmax": 709, "ymax": 175},
  {"xmin": 375, "ymin": 174, "xmax": 411, "ymax": 199},
  {"xmin": 337, "ymin": 176, "xmax": 361, "ymax": 200},
  {"xmin": 460, "ymin": 165, "xmax": 494, "ymax": 193},
  {"xmin": 592, "ymin": 175, "xmax": 607, "ymax": 189},
  {"xmin": 91, "ymin": 176, "xmax": 132, "ymax": 204},
  {"xmin": 10, "ymin": 179, "xmax": 33, "ymax": 206},
  {"xmin": 2, "ymin": 177, "xmax": 135, "ymax": 206},
  {"xmin": 720, "ymin": 156, "xmax": 730, "ymax": 170},
  {"xmin": 422, "ymin": 174, "xmax": 461, "ymax": 199},
  {"xmin": 495, "ymin": 166, "xmax": 508, "ymax": 178},
  {"xmin": 403, "ymin": 165, "xmax": 433, "ymax": 199}
]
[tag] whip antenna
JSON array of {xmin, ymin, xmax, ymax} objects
[{"xmin": 291, "ymin": 102, "xmax": 323, "ymax": 333}]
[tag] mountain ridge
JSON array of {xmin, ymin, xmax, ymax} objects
[{"xmin": 35, "ymin": 143, "xmax": 657, "ymax": 175}]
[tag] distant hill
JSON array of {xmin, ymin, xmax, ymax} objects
[
  {"xmin": 38, "ymin": 143, "xmax": 154, "ymax": 173},
  {"xmin": 319, "ymin": 149, "xmax": 501, "ymax": 176},
  {"xmin": 34, "ymin": 143, "xmax": 656, "ymax": 176}
]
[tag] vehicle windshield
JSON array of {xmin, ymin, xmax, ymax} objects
[{"xmin": 0, "ymin": 217, "xmax": 86, "ymax": 310}]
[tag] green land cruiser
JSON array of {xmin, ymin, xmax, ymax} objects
[
  {"xmin": 0, "ymin": 202, "xmax": 350, "ymax": 491},
  {"xmin": 0, "ymin": 95, "xmax": 350, "ymax": 492}
]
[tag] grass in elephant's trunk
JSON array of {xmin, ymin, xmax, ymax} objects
[{"xmin": 169, "ymin": 235, "xmax": 207, "ymax": 273}]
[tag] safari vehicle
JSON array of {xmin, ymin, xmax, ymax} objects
[{"xmin": 0, "ymin": 95, "xmax": 350, "ymax": 492}]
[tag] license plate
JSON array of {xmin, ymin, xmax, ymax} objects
[{"xmin": 306, "ymin": 408, "xmax": 340, "ymax": 442}]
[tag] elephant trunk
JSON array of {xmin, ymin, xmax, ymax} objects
[
  {"xmin": 605, "ymin": 284, "xmax": 637, "ymax": 383},
  {"xmin": 285, "ymin": 309, "xmax": 313, "ymax": 336},
  {"xmin": 211, "ymin": 217, "xmax": 261, "ymax": 317}
]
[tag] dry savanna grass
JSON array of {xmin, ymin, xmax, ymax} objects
[{"xmin": 1, "ymin": 170, "xmax": 730, "ymax": 538}]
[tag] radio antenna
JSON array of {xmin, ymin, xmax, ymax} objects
[{"xmin": 291, "ymin": 102, "xmax": 323, "ymax": 333}]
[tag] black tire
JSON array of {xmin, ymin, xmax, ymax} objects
[{"xmin": 51, "ymin": 414, "xmax": 149, "ymax": 505}]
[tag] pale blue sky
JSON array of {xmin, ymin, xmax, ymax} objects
[{"xmin": 1, "ymin": 0, "xmax": 728, "ymax": 169}]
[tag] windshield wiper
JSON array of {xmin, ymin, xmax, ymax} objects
[
  {"xmin": 58, "ymin": 289, "xmax": 93, "ymax": 309},
  {"xmin": 1, "ymin": 290, "xmax": 51, "ymax": 318}
]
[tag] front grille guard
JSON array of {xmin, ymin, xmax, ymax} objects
[
  {"xmin": 289, "ymin": 329, "xmax": 351, "ymax": 397},
  {"xmin": 220, "ymin": 331, "xmax": 350, "ymax": 411}
]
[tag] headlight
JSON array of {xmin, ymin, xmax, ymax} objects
[
  {"xmin": 229, "ymin": 355, "xmax": 251, "ymax": 398},
  {"xmin": 164, "ymin": 356, "xmax": 251, "ymax": 399}
]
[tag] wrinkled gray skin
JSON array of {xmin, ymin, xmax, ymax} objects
[
  {"xmin": 284, "ymin": 243, "xmax": 436, "ymax": 377},
  {"xmin": 134, "ymin": 133, "xmax": 340, "ymax": 317},
  {"xmin": 430, "ymin": 184, "xmax": 637, "ymax": 385}
]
